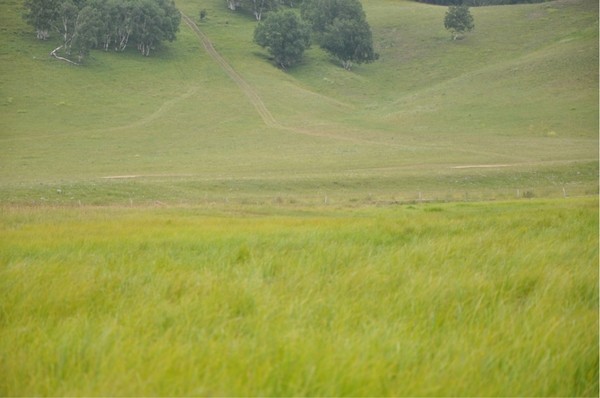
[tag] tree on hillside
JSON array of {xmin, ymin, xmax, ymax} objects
[
  {"xmin": 111, "ymin": 1, "xmax": 136, "ymax": 51},
  {"xmin": 22, "ymin": 0, "xmax": 181, "ymax": 61},
  {"xmin": 254, "ymin": 9, "xmax": 311, "ymax": 69},
  {"xmin": 227, "ymin": 0, "xmax": 242, "ymax": 11},
  {"xmin": 320, "ymin": 16, "xmax": 378, "ymax": 70},
  {"xmin": 132, "ymin": 0, "xmax": 181, "ymax": 56},
  {"xmin": 55, "ymin": 0, "xmax": 78, "ymax": 49},
  {"xmin": 444, "ymin": 5, "xmax": 474, "ymax": 40},
  {"xmin": 70, "ymin": 5, "xmax": 100, "ymax": 61},
  {"xmin": 226, "ymin": 0, "xmax": 278, "ymax": 21},
  {"xmin": 301, "ymin": 0, "xmax": 377, "ymax": 70},
  {"xmin": 300, "ymin": 0, "xmax": 365, "ymax": 34},
  {"xmin": 280, "ymin": 0, "xmax": 303, "ymax": 6},
  {"xmin": 23, "ymin": 0, "xmax": 60, "ymax": 40},
  {"xmin": 250, "ymin": 0, "xmax": 278, "ymax": 21},
  {"xmin": 86, "ymin": 0, "xmax": 129, "ymax": 51},
  {"xmin": 419, "ymin": 0, "xmax": 548, "ymax": 5}
]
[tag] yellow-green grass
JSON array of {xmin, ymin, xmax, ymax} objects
[
  {"xmin": 0, "ymin": 158, "xmax": 597, "ymax": 207},
  {"xmin": 0, "ymin": 0, "xmax": 597, "ymax": 205},
  {"xmin": 0, "ymin": 197, "xmax": 597, "ymax": 396}
]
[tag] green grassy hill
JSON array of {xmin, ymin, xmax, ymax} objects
[{"xmin": 0, "ymin": 0, "xmax": 597, "ymax": 205}]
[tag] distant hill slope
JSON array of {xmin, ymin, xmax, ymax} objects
[{"xmin": 0, "ymin": 0, "xmax": 597, "ymax": 205}]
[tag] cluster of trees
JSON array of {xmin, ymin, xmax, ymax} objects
[
  {"xmin": 22, "ymin": 0, "xmax": 474, "ymax": 66},
  {"xmin": 253, "ymin": 10, "xmax": 311, "ymax": 69},
  {"xmin": 253, "ymin": 0, "xmax": 378, "ymax": 71},
  {"xmin": 417, "ymin": 0, "xmax": 547, "ymax": 5},
  {"xmin": 226, "ymin": 0, "xmax": 305, "ymax": 21},
  {"xmin": 227, "ymin": 0, "xmax": 274, "ymax": 21},
  {"xmin": 23, "ymin": 0, "xmax": 180, "ymax": 62}
]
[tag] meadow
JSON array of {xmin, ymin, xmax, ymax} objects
[
  {"xmin": 0, "ymin": 0, "xmax": 598, "ymax": 395},
  {"xmin": 1, "ymin": 198, "xmax": 598, "ymax": 396},
  {"xmin": 0, "ymin": 0, "xmax": 597, "ymax": 204}
]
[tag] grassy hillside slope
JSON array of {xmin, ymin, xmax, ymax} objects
[{"xmin": 0, "ymin": 0, "xmax": 597, "ymax": 205}]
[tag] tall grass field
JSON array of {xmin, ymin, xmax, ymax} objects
[
  {"xmin": 0, "ymin": 198, "xmax": 598, "ymax": 396},
  {"xmin": 0, "ymin": 0, "xmax": 598, "ymax": 395}
]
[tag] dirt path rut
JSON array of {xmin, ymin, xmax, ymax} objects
[
  {"xmin": 181, "ymin": 14, "xmax": 279, "ymax": 128},
  {"xmin": 181, "ymin": 13, "xmax": 401, "ymax": 147}
]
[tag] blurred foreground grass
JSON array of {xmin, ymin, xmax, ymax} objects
[{"xmin": 0, "ymin": 197, "xmax": 597, "ymax": 396}]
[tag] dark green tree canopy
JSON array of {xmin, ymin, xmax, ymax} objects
[
  {"xmin": 254, "ymin": 9, "xmax": 311, "ymax": 69},
  {"xmin": 70, "ymin": 5, "xmax": 101, "ymax": 61},
  {"xmin": 300, "ymin": 0, "xmax": 365, "ymax": 33},
  {"xmin": 22, "ymin": 0, "xmax": 181, "ymax": 61},
  {"xmin": 23, "ymin": 0, "xmax": 60, "ymax": 39},
  {"xmin": 418, "ymin": 0, "xmax": 548, "ymax": 5},
  {"xmin": 301, "ymin": 0, "xmax": 377, "ymax": 70},
  {"xmin": 321, "ymin": 17, "xmax": 378, "ymax": 70},
  {"xmin": 226, "ymin": 0, "xmax": 279, "ymax": 21},
  {"xmin": 444, "ymin": 5, "xmax": 474, "ymax": 40}
]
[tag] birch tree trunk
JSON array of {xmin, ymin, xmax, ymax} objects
[
  {"xmin": 50, "ymin": 45, "xmax": 80, "ymax": 65},
  {"xmin": 227, "ymin": 0, "xmax": 241, "ymax": 11}
]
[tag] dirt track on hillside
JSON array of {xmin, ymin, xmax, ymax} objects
[
  {"xmin": 181, "ymin": 14, "xmax": 281, "ymax": 129},
  {"xmin": 181, "ymin": 13, "xmax": 411, "ymax": 147}
]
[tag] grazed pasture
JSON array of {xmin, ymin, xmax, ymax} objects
[{"xmin": 0, "ymin": 0, "xmax": 597, "ymax": 203}]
